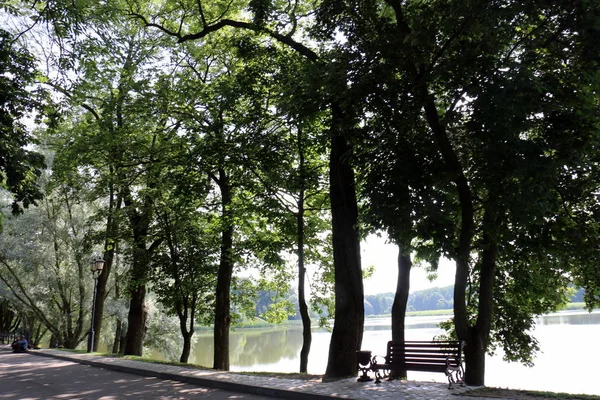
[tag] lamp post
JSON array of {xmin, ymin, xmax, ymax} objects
[{"xmin": 87, "ymin": 255, "xmax": 105, "ymax": 353}]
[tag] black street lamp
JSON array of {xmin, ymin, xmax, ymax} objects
[{"xmin": 87, "ymin": 255, "xmax": 105, "ymax": 353}]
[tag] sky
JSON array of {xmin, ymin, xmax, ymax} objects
[{"xmin": 361, "ymin": 233, "xmax": 456, "ymax": 295}]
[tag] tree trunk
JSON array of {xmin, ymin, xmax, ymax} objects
[
  {"xmin": 422, "ymin": 96, "xmax": 477, "ymax": 382},
  {"xmin": 112, "ymin": 319, "xmax": 122, "ymax": 354},
  {"xmin": 92, "ymin": 254, "xmax": 111, "ymax": 352},
  {"xmin": 123, "ymin": 227, "xmax": 151, "ymax": 356},
  {"xmin": 122, "ymin": 183, "xmax": 156, "ymax": 356},
  {"xmin": 180, "ymin": 330, "xmax": 193, "ymax": 363},
  {"xmin": 297, "ymin": 191, "xmax": 311, "ymax": 373},
  {"xmin": 112, "ymin": 255, "xmax": 124, "ymax": 355},
  {"xmin": 324, "ymin": 108, "xmax": 364, "ymax": 379},
  {"xmin": 390, "ymin": 245, "xmax": 412, "ymax": 379},
  {"xmin": 464, "ymin": 210, "xmax": 499, "ymax": 385},
  {"xmin": 388, "ymin": 7, "xmax": 479, "ymax": 381},
  {"xmin": 124, "ymin": 284, "xmax": 147, "ymax": 356},
  {"xmin": 92, "ymin": 192, "xmax": 121, "ymax": 352},
  {"xmin": 296, "ymin": 123, "xmax": 312, "ymax": 374},
  {"xmin": 213, "ymin": 170, "xmax": 234, "ymax": 370},
  {"xmin": 119, "ymin": 327, "xmax": 127, "ymax": 354},
  {"xmin": 463, "ymin": 325, "xmax": 486, "ymax": 385},
  {"xmin": 177, "ymin": 303, "xmax": 195, "ymax": 364}
]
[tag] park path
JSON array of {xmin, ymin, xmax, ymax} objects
[{"xmin": 1, "ymin": 345, "xmax": 494, "ymax": 400}]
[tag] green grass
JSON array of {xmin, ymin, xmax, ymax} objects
[
  {"xmin": 120, "ymin": 355, "xmax": 212, "ymax": 369},
  {"xmin": 58, "ymin": 352, "xmax": 320, "ymax": 380},
  {"xmin": 56, "ymin": 348, "xmax": 89, "ymax": 354},
  {"xmin": 561, "ymin": 302, "xmax": 587, "ymax": 311}
]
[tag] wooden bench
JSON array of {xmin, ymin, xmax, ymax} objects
[{"xmin": 358, "ymin": 340, "xmax": 465, "ymax": 388}]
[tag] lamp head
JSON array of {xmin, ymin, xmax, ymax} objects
[{"xmin": 91, "ymin": 257, "xmax": 105, "ymax": 273}]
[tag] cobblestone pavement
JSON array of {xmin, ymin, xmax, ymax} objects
[{"xmin": 2, "ymin": 346, "xmax": 496, "ymax": 400}]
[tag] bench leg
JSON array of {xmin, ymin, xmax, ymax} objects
[
  {"xmin": 373, "ymin": 368, "xmax": 390, "ymax": 384},
  {"xmin": 357, "ymin": 366, "xmax": 373, "ymax": 382},
  {"xmin": 445, "ymin": 364, "xmax": 464, "ymax": 389},
  {"xmin": 374, "ymin": 371, "xmax": 382, "ymax": 384}
]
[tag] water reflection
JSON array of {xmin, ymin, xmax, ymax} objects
[
  {"xmin": 190, "ymin": 329, "xmax": 303, "ymax": 367},
  {"xmin": 536, "ymin": 310, "xmax": 600, "ymax": 326}
]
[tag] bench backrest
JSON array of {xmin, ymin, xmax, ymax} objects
[{"xmin": 386, "ymin": 340, "xmax": 462, "ymax": 373}]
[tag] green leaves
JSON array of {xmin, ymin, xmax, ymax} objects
[
  {"xmin": 0, "ymin": 29, "xmax": 46, "ymax": 215},
  {"xmin": 248, "ymin": 0, "xmax": 273, "ymax": 26},
  {"xmin": 323, "ymin": 0, "xmax": 600, "ymax": 371}
]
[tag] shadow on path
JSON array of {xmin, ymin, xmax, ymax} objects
[{"xmin": 0, "ymin": 351, "xmax": 270, "ymax": 399}]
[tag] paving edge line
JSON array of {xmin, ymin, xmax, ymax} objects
[{"xmin": 29, "ymin": 350, "xmax": 343, "ymax": 400}]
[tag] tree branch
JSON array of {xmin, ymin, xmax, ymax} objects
[{"xmin": 130, "ymin": 12, "xmax": 319, "ymax": 62}]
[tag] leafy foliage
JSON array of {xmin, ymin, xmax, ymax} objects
[
  {"xmin": 0, "ymin": 29, "xmax": 45, "ymax": 215},
  {"xmin": 2, "ymin": 0, "xmax": 600, "ymax": 381},
  {"xmin": 0, "ymin": 181, "xmax": 100, "ymax": 348}
]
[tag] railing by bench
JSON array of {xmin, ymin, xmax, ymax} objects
[{"xmin": 357, "ymin": 340, "xmax": 465, "ymax": 388}]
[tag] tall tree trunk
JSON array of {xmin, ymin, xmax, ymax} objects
[
  {"xmin": 92, "ymin": 189, "xmax": 121, "ymax": 352},
  {"xmin": 180, "ymin": 330, "xmax": 193, "ymax": 363},
  {"xmin": 297, "ymin": 124, "xmax": 312, "ymax": 373},
  {"xmin": 390, "ymin": 245, "xmax": 412, "ymax": 379},
  {"xmin": 177, "ymin": 299, "xmax": 195, "ymax": 364},
  {"xmin": 213, "ymin": 170, "xmax": 234, "ymax": 370},
  {"xmin": 324, "ymin": 106, "xmax": 364, "ymax": 378},
  {"xmin": 112, "ymin": 254, "xmax": 124, "ymax": 355},
  {"xmin": 112, "ymin": 319, "xmax": 122, "ymax": 354},
  {"xmin": 464, "ymin": 209, "xmax": 498, "ymax": 385},
  {"xmin": 92, "ymin": 254, "xmax": 111, "ymax": 352},
  {"xmin": 123, "ymin": 229, "xmax": 150, "ymax": 356},
  {"xmin": 422, "ymin": 97, "xmax": 479, "ymax": 383},
  {"xmin": 122, "ymin": 184, "xmax": 157, "ymax": 356},
  {"xmin": 124, "ymin": 243, "xmax": 149, "ymax": 357},
  {"xmin": 124, "ymin": 284, "xmax": 147, "ymax": 355},
  {"xmin": 388, "ymin": 4, "xmax": 485, "ymax": 384},
  {"xmin": 297, "ymin": 191, "xmax": 311, "ymax": 373},
  {"xmin": 119, "ymin": 326, "xmax": 127, "ymax": 354}
]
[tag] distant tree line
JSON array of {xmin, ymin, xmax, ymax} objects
[
  {"xmin": 255, "ymin": 286, "xmax": 588, "ymax": 318},
  {"xmin": 365, "ymin": 286, "xmax": 454, "ymax": 315},
  {"xmin": 361, "ymin": 286, "xmax": 587, "ymax": 316},
  {"xmin": 258, "ymin": 285, "xmax": 461, "ymax": 317}
]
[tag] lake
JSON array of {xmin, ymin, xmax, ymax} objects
[{"xmin": 151, "ymin": 310, "xmax": 600, "ymax": 395}]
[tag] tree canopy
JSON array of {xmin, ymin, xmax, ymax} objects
[
  {"xmin": 0, "ymin": 28, "xmax": 45, "ymax": 215},
  {"xmin": 1, "ymin": 0, "xmax": 599, "ymax": 386}
]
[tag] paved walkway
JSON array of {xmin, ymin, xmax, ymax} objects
[{"xmin": 2, "ymin": 346, "xmax": 493, "ymax": 400}]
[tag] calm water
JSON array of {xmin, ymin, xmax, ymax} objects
[{"xmin": 153, "ymin": 310, "xmax": 600, "ymax": 395}]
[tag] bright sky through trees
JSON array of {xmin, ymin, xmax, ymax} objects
[{"xmin": 361, "ymin": 234, "xmax": 455, "ymax": 295}]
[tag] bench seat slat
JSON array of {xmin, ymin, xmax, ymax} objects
[
  {"xmin": 394, "ymin": 348, "xmax": 459, "ymax": 353},
  {"xmin": 371, "ymin": 363, "xmax": 449, "ymax": 373},
  {"xmin": 405, "ymin": 355, "xmax": 457, "ymax": 360},
  {"xmin": 391, "ymin": 347, "xmax": 458, "ymax": 351},
  {"xmin": 404, "ymin": 356, "xmax": 456, "ymax": 362},
  {"xmin": 401, "ymin": 341, "xmax": 458, "ymax": 346}
]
